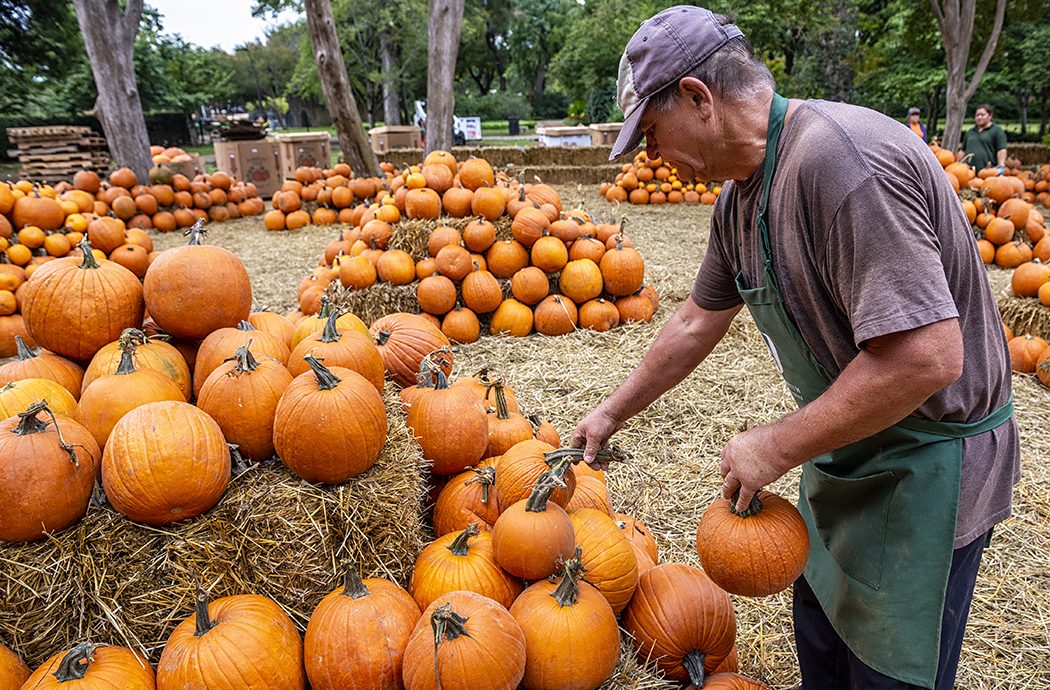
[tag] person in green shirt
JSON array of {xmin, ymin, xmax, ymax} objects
[{"xmin": 959, "ymin": 103, "xmax": 1007, "ymax": 173}]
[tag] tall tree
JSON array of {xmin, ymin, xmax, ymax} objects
[
  {"xmin": 380, "ymin": 32, "xmax": 402, "ymax": 124},
  {"xmin": 302, "ymin": 0, "xmax": 379, "ymax": 174},
  {"xmin": 930, "ymin": 0, "xmax": 1007, "ymax": 150},
  {"xmin": 71, "ymin": 0, "xmax": 152, "ymax": 179},
  {"xmin": 426, "ymin": 0, "xmax": 465, "ymax": 152}
]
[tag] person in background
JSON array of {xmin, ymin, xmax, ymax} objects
[
  {"xmin": 906, "ymin": 106, "xmax": 927, "ymax": 141},
  {"xmin": 960, "ymin": 104, "xmax": 1007, "ymax": 173}
]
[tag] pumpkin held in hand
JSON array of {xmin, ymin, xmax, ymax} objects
[{"xmin": 696, "ymin": 489, "xmax": 809, "ymax": 597}]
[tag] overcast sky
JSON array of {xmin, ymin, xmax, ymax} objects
[{"xmin": 149, "ymin": 0, "xmax": 301, "ymax": 52}]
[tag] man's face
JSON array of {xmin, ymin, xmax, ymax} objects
[
  {"xmin": 975, "ymin": 108, "xmax": 992, "ymax": 128},
  {"xmin": 638, "ymin": 85, "xmax": 723, "ymax": 182}
]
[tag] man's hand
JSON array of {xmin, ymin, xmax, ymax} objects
[
  {"xmin": 570, "ymin": 406, "xmax": 624, "ymax": 470},
  {"xmin": 720, "ymin": 424, "xmax": 798, "ymax": 512}
]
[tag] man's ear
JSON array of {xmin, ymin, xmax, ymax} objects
[{"xmin": 678, "ymin": 77, "xmax": 713, "ymax": 119}]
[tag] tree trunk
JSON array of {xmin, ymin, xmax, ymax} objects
[
  {"xmin": 926, "ymin": 86, "xmax": 942, "ymax": 143},
  {"xmin": 71, "ymin": 0, "xmax": 151, "ymax": 181},
  {"xmin": 303, "ymin": 0, "xmax": 379, "ymax": 176},
  {"xmin": 1039, "ymin": 89, "xmax": 1048, "ymax": 138},
  {"xmin": 930, "ymin": 0, "xmax": 1007, "ymax": 151},
  {"xmin": 1019, "ymin": 90, "xmax": 1029, "ymax": 136},
  {"xmin": 426, "ymin": 0, "xmax": 465, "ymax": 153},
  {"xmin": 531, "ymin": 62, "xmax": 548, "ymax": 102},
  {"xmin": 380, "ymin": 32, "xmax": 402, "ymax": 125}
]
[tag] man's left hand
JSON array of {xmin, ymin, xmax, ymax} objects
[{"xmin": 720, "ymin": 424, "xmax": 798, "ymax": 512}]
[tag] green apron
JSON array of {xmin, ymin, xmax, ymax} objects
[{"xmin": 734, "ymin": 93, "xmax": 1015, "ymax": 688}]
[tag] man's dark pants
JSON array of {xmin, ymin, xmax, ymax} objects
[{"xmin": 793, "ymin": 529, "xmax": 989, "ymax": 690}]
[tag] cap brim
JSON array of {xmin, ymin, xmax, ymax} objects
[{"xmin": 609, "ymin": 98, "xmax": 649, "ymax": 161}]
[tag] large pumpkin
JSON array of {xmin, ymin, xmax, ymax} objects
[
  {"xmin": 157, "ymin": 588, "xmax": 305, "ymax": 690},
  {"xmin": 0, "ymin": 377, "xmax": 77, "ymax": 420},
  {"xmin": 0, "ymin": 401, "xmax": 99, "ymax": 542},
  {"xmin": 81, "ymin": 328, "xmax": 190, "ymax": 399},
  {"xmin": 78, "ymin": 340, "xmax": 185, "ymax": 449},
  {"xmin": 12, "ymin": 194, "xmax": 64, "ymax": 231},
  {"xmin": 401, "ymin": 591, "xmax": 525, "ymax": 690},
  {"xmin": 696, "ymin": 489, "xmax": 809, "ymax": 597},
  {"xmin": 0, "ymin": 335, "xmax": 84, "ymax": 400},
  {"xmin": 569, "ymin": 508, "xmax": 639, "ymax": 614},
  {"xmin": 102, "ymin": 401, "xmax": 230, "ymax": 526},
  {"xmin": 370, "ymin": 313, "xmax": 452, "ymax": 387},
  {"xmin": 194, "ymin": 320, "xmax": 290, "ymax": 396},
  {"xmin": 304, "ymin": 570, "xmax": 421, "ymax": 690},
  {"xmin": 406, "ymin": 363, "xmax": 488, "ymax": 475},
  {"xmin": 0, "ymin": 642, "xmax": 29, "ymax": 690},
  {"xmin": 494, "ymin": 440, "xmax": 576, "ymax": 508},
  {"xmin": 433, "ymin": 463, "xmax": 502, "ymax": 536},
  {"xmin": 24, "ymin": 643, "xmax": 155, "ymax": 690},
  {"xmin": 492, "ymin": 464, "xmax": 576, "ymax": 581},
  {"xmin": 197, "ymin": 343, "xmax": 293, "ymax": 462},
  {"xmin": 287, "ymin": 310, "xmax": 385, "ymax": 392},
  {"xmin": 21, "ymin": 238, "xmax": 145, "ymax": 361},
  {"xmin": 622, "ymin": 564, "xmax": 737, "ymax": 687},
  {"xmin": 599, "ymin": 234, "xmax": 645, "ymax": 296},
  {"xmin": 273, "ymin": 355, "xmax": 386, "ymax": 484},
  {"xmin": 409, "ymin": 524, "xmax": 523, "ymax": 610},
  {"xmin": 144, "ymin": 221, "xmax": 252, "ymax": 339},
  {"xmin": 509, "ymin": 550, "xmax": 619, "ymax": 690}
]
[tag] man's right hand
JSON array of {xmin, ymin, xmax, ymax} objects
[{"xmin": 570, "ymin": 406, "xmax": 624, "ymax": 471}]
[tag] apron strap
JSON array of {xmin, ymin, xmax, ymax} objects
[
  {"xmin": 893, "ymin": 395, "xmax": 1014, "ymax": 438},
  {"xmin": 757, "ymin": 93, "xmax": 790, "ymax": 262}
]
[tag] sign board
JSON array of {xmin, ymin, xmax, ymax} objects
[{"xmin": 459, "ymin": 117, "xmax": 482, "ymax": 141}]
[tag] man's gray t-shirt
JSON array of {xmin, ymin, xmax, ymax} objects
[{"xmin": 692, "ymin": 100, "xmax": 1020, "ymax": 548}]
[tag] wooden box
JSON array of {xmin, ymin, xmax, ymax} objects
[
  {"xmin": 369, "ymin": 126, "xmax": 422, "ymax": 154},
  {"xmin": 536, "ymin": 125, "xmax": 592, "ymax": 148},
  {"xmin": 589, "ymin": 123, "xmax": 624, "ymax": 147}
]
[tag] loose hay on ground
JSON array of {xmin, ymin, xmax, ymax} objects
[{"xmin": 0, "ymin": 392, "xmax": 427, "ymax": 667}]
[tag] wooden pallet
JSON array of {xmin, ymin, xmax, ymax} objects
[{"xmin": 7, "ymin": 124, "xmax": 110, "ymax": 181}]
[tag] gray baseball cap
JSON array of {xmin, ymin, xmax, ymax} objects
[{"xmin": 610, "ymin": 6, "xmax": 744, "ymax": 160}]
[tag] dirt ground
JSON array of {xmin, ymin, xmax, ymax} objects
[{"xmin": 151, "ymin": 186, "xmax": 1050, "ymax": 689}]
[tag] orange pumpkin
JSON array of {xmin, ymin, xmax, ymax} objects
[{"xmin": 409, "ymin": 524, "xmax": 523, "ymax": 610}]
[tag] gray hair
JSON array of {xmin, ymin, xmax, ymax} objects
[{"xmin": 647, "ymin": 19, "xmax": 774, "ymax": 113}]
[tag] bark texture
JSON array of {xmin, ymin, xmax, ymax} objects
[
  {"xmin": 930, "ymin": 0, "xmax": 1007, "ymax": 151},
  {"xmin": 303, "ymin": 0, "xmax": 380, "ymax": 176},
  {"xmin": 425, "ymin": 0, "xmax": 465, "ymax": 153},
  {"xmin": 71, "ymin": 0, "xmax": 152, "ymax": 181}
]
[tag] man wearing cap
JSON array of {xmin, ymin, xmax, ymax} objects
[
  {"xmin": 571, "ymin": 6, "xmax": 1018, "ymax": 690},
  {"xmin": 906, "ymin": 106, "xmax": 927, "ymax": 141},
  {"xmin": 960, "ymin": 103, "xmax": 1008, "ymax": 173}
]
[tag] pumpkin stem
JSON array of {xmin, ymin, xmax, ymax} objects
[
  {"xmin": 223, "ymin": 341, "xmax": 259, "ymax": 374},
  {"xmin": 375, "ymin": 329, "xmax": 390, "ymax": 346},
  {"xmin": 543, "ymin": 446, "xmax": 628, "ymax": 466},
  {"xmin": 193, "ymin": 582, "xmax": 217, "ymax": 637},
  {"xmin": 14, "ymin": 335, "xmax": 35, "ymax": 360},
  {"xmin": 236, "ymin": 320, "xmax": 255, "ymax": 331},
  {"xmin": 319, "ymin": 309, "xmax": 343, "ymax": 344},
  {"xmin": 489, "ymin": 381, "xmax": 511, "ymax": 420},
  {"xmin": 465, "ymin": 466, "xmax": 496, "ymax": 506},
  {"xmin": 682, "ymin": 649, "xmax": 706, "ymax": 688},
  {"xmin": 77, "ymin": 237, "xmax": 100, "ymax": 269},
  {"xmin": 304, "ymin": 354, "xmax": 342, "ymax": 391},
  {"xmin": 446, "ymin": 523, "xmax": 480, "ymax": 556},
  {"xmin": 184, "ymin": 219, "xmax": 207, "ymax": 245},
  {"xmin": 728, "ymin": 488, "xmax": 764, "ymax": 518},
  {"xmin": 317, "ymin": 295, "xmax": 333, "ymax": 320},
  {"xmin": 341, "ymin": 567, "xmax": 370, "ymax": 599},
  {"xmin": 117, "ymin": 328, "xmax": 149, "ymax": 350},
  {"xmin": 417, "ymin": 348, "xmax": 453, "ymax": 389},
  {"xmin": 53, "ymin": 642, "xmax": 96, "ymax": 681},
  {"xmin": 550, "ymin": 547, "xmax": 586, "ymax": 607},
  {"xmin": 115, "ymin": 338, "xmax": 139, "ymax": 375},
  {"xmin": 13, "ymin": 400, "xmax": 86, "ymax": 466},
  {"xmin": 229, "ymin": 443, "xmax": 250, "ymax": 475},
  {"xmin": 525, "ymin": 461, "xmax": 571, "ymax": 513},
  {"xmin": 431, "ymin": 603, "xmax": 472, "ymax": 690}
]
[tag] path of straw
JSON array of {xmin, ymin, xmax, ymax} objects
[{"xmin": 150, "ymin": 190, "xmax": 1050, "ymax": 688}]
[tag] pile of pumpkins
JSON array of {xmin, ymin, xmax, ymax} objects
[
  {"xmin": 262, "ymin": 163, "xmax": 394, "ymax": 231},
  {"xmin": 0, "ymin": 333, "xmax": 807, "ymax": 689},
  {"xmin": 599, "ymin": 151, "xmax": 721, "ymax": 205},
  {"xmin": 1005, "ymin": 323, "xmax": 1050, "ymax": 390}
]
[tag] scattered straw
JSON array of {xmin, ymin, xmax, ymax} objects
[{"xmin": 0, "ymin": 391, "xmax": 427, "ymax": 666}]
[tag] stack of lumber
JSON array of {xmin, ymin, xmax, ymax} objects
[{"xmin": 6, "ymin": 125, "xmax": 110, "ymax": 181}]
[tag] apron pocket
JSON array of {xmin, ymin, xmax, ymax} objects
[{"xmin": 804, "ymin": 463, "xmax": 901, "ymax": 590}]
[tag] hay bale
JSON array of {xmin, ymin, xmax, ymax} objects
[
  {"xmin": 998, "ymin": 294, "xmax": 1050, "ymax": 340},
  {"xmin": 0, "ymin": 392, "xmax": 427, "ymax": 667}
]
